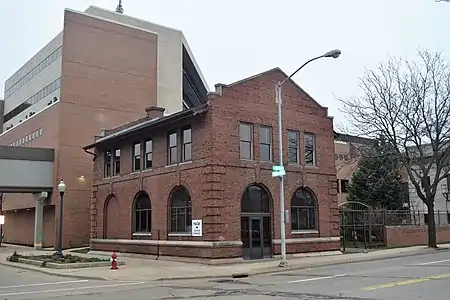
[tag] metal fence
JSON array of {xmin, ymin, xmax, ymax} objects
[{"xmin": 339, "ymin": 201, "xmax": 450, "ymax": 251}]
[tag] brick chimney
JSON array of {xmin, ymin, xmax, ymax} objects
[{"xmin": 145, "ymin": 106, "xmax": 165, "ymax": 119}]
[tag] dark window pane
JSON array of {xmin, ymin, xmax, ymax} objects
[
  {"xmin": 145, "ymin": 140, "xmax": 152, "ymax": 153},
  {"xmin": 183, "ymin": 143, "xmax": 192, "ymax": 161},
  {"xmin": 259, "ymin": 126, "xmax": 271, "ymax": 144},
  {"xmin": 288, "ymin": 131, "xmax": 299, "ymax": 163},
  {"xmin": 260, "ymin": 144, "xmax": 271, "ymax": 161},
  {"xmin": 288, "ymin": 147, "xmax": 298, "ymax": 163},
  {"xmin": 169, "ymin": 147, "xmax": 178, "ymax": 164},
  {"xmin": 133, "ymin": 143, "xmax": 141, "ymax": 156},
  {"xmin": 144, "ymin": 140, "xmax": 152, "ymax": 169},
  {"xmin": 113, "ymin": 149, "xmax": 120, "ymax": 175},
  {"xmin": 304, "ymin": 133, "xmax": 316, "ymax": 165},
  {"xmin": 104, "ymin": 150, "xmax": 112, "ymax": 177},
  {"xmin": 183, "ymin": 128, "xmax": 191, "ymax": 143},
  {"xmin": 145, "ymin": 152, "xmax": 153, "ymax": 169},
  {"xmin": 240, "ymin": 141, "xmax": 252, "ymax": 159},
  {"xmin": 169, "ymin": 132, "xmax": 177, "ymax": 147},
  {"xmin": 133, "ymin": 143, "xmax": 141, "ymax": 171},
  {"xmin": 134, "ymin": 156, "xmax": 141, "ymax": 171},
  {"xmin": 239, "ymin": 123, "xmax": 252, "ymax": 142}
]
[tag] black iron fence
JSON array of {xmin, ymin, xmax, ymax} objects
[{"xmin": 339, "ymin": 202, "xmax": 450, "ymax": 251}]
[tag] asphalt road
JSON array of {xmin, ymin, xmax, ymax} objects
[{"xmin": 1, "ymin": 250, "xmax": 450, "ymax": 299}]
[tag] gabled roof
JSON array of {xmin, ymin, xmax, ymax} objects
[{"xmin": 215, "ymin": 67, "xmax": 327, "ymax": 110}]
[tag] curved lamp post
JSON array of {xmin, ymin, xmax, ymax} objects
[
  {"xmin": 276, "ymin": 49, "xmax": 341, "ymax": 267},
  {"xmin": 57, "ymin": 179, "xmax": 66, "ymax": 258}
]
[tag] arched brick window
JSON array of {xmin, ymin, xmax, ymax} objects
[
  {"xmin": 133, "ymin": 191, "xmax": 151, "ymax": 233},
  {"xmin": 291, "ymin": 187, "xmax": 317, "ymax": 231},
  {"xmin": 169, "ymin": 186, "xmax": 192, "ymax": 233}
]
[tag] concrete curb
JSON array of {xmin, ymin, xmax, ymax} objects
[{"xmin": 1, "ymin": 247, "xmax": 449, "ymax": 282}]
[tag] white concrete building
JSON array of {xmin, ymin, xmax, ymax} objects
[{"xmin": 407, "ymin": 143, "xmax": 450, "ymax": 225}]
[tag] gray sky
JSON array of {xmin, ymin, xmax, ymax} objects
[{"xmin": 1, "ymin": 0, "xmax": 449, "ymax": 128}]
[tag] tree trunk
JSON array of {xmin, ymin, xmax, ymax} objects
[{"xmin": 427, "ymin": 201, "xmax": 438, "ymax": 248}]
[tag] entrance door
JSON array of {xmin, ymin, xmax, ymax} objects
[{"xmin": 241, "ymin": 216, "xmax": 271, "ymax": 260}]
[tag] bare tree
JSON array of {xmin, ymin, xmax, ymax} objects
[{"xmin": 340, "ymin": 50, "xmax": 450, "ymax": 248}]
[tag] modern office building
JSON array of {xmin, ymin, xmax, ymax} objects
[
  {"xmin": 84, "ymin": 68, "xmax": 340, "ymax": 260},
  {"xmin": 0, "ymin": 5, "xmax": 208, "ymax": 248}
]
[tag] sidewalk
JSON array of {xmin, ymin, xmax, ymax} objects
[{"xmin": 0, "ymin": 244, "xmax": 449, "ymax": 281}]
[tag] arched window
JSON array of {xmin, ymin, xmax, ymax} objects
[
  {"xmin": 170, "ymin": 186, "xmax": 192, "ymax": 233},
  {"xmin": 291, "ymin": 187, "xmax": 317, "ymax": 231},
  {"xmin": 133, "ymin": 192, "xmax": 151, "ymax": 233},
  {"xmin": 241, "ymin": 185, "xmax": 270, "ymax": 214}
]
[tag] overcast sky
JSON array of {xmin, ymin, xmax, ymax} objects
[{"xmin": 1, "ymin": 0, "xmax": 449, "ymax": 128}]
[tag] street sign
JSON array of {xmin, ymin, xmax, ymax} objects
[
  {"xmin": 191, "ymin": 219, "xmax": 203, "ymax": 237},
  {"xmin": 272, "ymin": 165, "xmax": 286, "ymax": 177},
  {"xmin": 0, "ymin": 215, "xmax": 4, "ymax": 225}
]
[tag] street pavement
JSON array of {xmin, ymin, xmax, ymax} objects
[{"xmin": 1, "ymin": 250, "xmax": 449, "ymax": 299}]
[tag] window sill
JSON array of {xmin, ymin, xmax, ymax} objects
[
  {"xmin": 168, "ymin": 232, "xmax": 192, "ymax": 237},
  {"xmin": 304, "ymin": 165, "xmax": 318, "ymax": 169},
  {"xmin": 132, "ymin": 232, "xmax": 152, "ymax": 237},
  {"xmin": 292, "ymin": 230, "xmax": 319, "ymax": 234},
  {"xmin": 165, "ymin": 161, "xmax": 192, "ymax": 168},
  {"xmin": 101, "ymin": 175, "xmax": 120, "ymax": 180},
  {"xmin": 240, "ymin": 158, "xmax": 254, "ymax": 162}
]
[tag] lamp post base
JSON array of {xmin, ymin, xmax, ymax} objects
[{"xmin": 278, "ymin": 260, "xmax": 288, "ymax": 268}]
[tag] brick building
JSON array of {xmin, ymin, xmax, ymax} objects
[
  {"xmin": 333, "ymin": 133, "xmax": 375, "ymax": 205},
  {"xmin": 0, "ymin": 6, "xmax": 208, "ymax": 248},
  {"xmin": 85, "ymin": 68, "xmax": 340, "ymax": 260}
]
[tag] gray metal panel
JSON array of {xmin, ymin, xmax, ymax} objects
[
  {"xmin": 0, "ymin": 159, "xmax": 54, "ymax": 192},
  {"xmin": 0, "ymin": 146, "xmax": 54, "ymax": 161},
  {"xmin": 0, "ymin": 186, "xmax": 53, "ymax": 193}
]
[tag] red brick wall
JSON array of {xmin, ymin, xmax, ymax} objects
[
  {"xmin": 54, "ymin": 10, "xmax": 158, "ymax": 248},
  {"xmin": 3, "ymin": 205, "xmax": 55, "ymax": 247},
  {"xmin": 1, "ymin": 10, "xmax": 159, "ymax": 249},
  {"xmin": 89, "ymin": 69, "xmax": 339, "ymax": 258},
  {"xmin": 91, "ymin": 240, "xmax": 241, "ymax": 259},
  {"xmin": 385, "ymin": 225, "xmax": 450, "ymax": 247}
]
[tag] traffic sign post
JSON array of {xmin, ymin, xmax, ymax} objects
[{"xmin": 272, "ymin": 165, "xmax": 286, "ymax": 177}]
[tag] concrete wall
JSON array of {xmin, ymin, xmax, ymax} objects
[
  {"xmin": 408, "ymin": 164, "xmax": 449, "ymax": 220},
  {"xmin": 3, "ymin": 34, "xmax": 63, "ymax": 131},
  {"xmin": 385, "ymin": 225, "xmax": 450, "ymax": 247}
]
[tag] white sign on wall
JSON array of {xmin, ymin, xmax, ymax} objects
[
  {"xmin": 0, "ymin": 215, "xmax": 4, "ymax": 225},
  {"xmin": 191, "ymin": 219, "xmax": 202, "ymax": 237}
]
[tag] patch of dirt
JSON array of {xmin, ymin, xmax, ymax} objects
[{"xmin": 8, "ymin": 251, "xmax": 108, "ymax": 264}]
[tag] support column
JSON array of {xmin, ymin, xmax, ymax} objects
[{"xmin": 33, "ymin": 192, "xmax": 48, "ymax": 250}]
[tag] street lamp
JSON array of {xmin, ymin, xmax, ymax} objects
[
  {"xmin": 276, "ymin": 49, "xmax": 341, "ymax": 267},
  {"xmin": 56, "ymin": 179, "xmax": 66, "ymax": 258}
]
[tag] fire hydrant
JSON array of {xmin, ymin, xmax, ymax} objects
[{"xmin": 110, "ymin": 252, "xmax": 118, "ymax": 270}]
